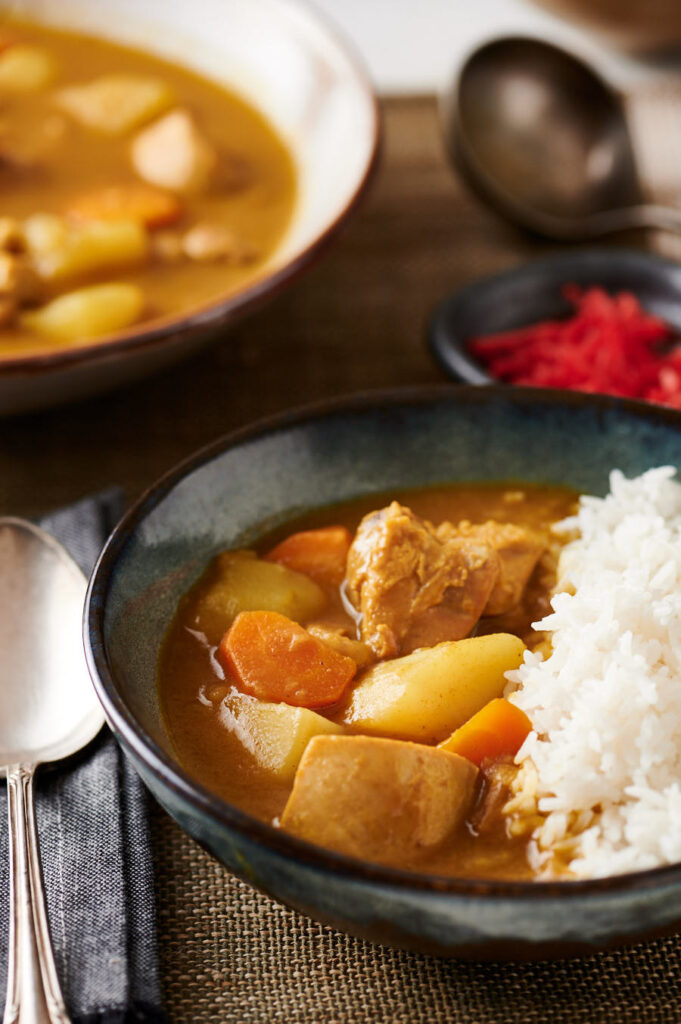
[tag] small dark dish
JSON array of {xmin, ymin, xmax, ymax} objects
[
  {"xmin": 85, "ymin": 386, "xmax": 681, "ymax": 960},
  {"xmin": 429, "ymin": 248, "xmax": 681, "ymax": 386}
]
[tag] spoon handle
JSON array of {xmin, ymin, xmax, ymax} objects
[{"xmin": 3, "ymin": 765, "xmax": 71, "ymax": 1024}]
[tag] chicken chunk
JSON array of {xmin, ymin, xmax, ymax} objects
[
  {"xmin": 131, "ymin": 109, "xmax": 217, "ymax": 194},
  {"xmin": 346, "ymin": 502, "xmax": 500, "ymax": 658},
  {"xmin": 440, "ymin": 520, "xmax": 545, "ymax": 616},
  {"xmin": 280, "ymin": 734, "xmax": 478, "ymax": 866}
]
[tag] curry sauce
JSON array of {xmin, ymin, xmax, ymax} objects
[
  {"xmin": 0, "ymin": 17, "xmax": 296, "ymax": 354},
  {"xmin": 159, "ymin": 483, "xmax": 576, "ymax": 881}
]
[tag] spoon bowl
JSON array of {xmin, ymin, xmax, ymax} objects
[
  {"xmin": 0, "ymin": 518, "xmax": 104, "ymax": 1024},
  {"xmin": 444, "ymin": 36, "xmax": 681, "ymax": 239}
]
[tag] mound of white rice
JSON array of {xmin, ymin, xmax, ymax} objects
[{"xmin": 506, "ymin": 466, "xmax": 681, "ymax": 879}]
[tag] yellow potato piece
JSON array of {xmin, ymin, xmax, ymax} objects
[
  {"xmin": 25, "ymin": 217, "xmax": 148, "ymax": 284},
  {"xmin": 281, "ymin": 735, "xmax": 478, "ymax": 865},
  {"xmin": 221, "ymin": 692, "xmax": 343, "ymax": 782},
  {"xmin": 0, "ymin": 45, "xmax": 55, "ymax": 92},
  {"xmin": 194, "ymin": 551, "xmax": 327, "ymax": 645},
  {"xmin": 55, "ymin": 74, "xmax": 174, "ymax": 135},
  {"xmin": 342, "ymin": 633, "xmax": 526, "ymax": 743},
  {"xmin": 22, "ymin": 283, "xmax": 144, "ymax": 342}
]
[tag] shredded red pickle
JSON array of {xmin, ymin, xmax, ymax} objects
[{"xmin": 468, "ymin": 286, "xmax": 681, "ymax": 407}]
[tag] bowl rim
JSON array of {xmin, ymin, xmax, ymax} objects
[
  {"xmin": 0, "ymin": 0, "xmax": 380, "ymax": 377},
  {"xmin": 429, "ymin": 246, "xmax": 681, "ymax": 387},
  {"xmin": 85, "ymin": 384, "xmax": 681, "ymax": 899}
]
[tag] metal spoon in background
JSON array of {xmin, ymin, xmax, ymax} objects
[
  {"xmin": 442, "ymin": 36, "xmax": 681, "ymax": 239},
  {"xmin": 0, "ymin": 519, "xmax": 104, "ymax": 1024}
]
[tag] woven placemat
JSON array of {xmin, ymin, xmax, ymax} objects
[{"xmin": 151, "ymin": 804, "xmax": 681, "ymax": 1024}]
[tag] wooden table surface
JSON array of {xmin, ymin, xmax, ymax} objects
[{"xmin": 0, "ymin": 96, "xmax": 567, "ymax": 522}]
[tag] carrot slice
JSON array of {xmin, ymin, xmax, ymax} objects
[
  {"xmin": 66, "ymin": 184, "xmax": 182, "ymax": 229},
  {"xmin": 265, "ymin": 526, "xmax": 352, "ymax": 588},
  {"xmin": 219, "ymin": 610, "xmax": 356, "ymax": 708},
  {"xmin": 437, "ymin": 698, "xmax": 532, "ymax": 767}
]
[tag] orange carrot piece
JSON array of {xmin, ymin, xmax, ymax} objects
[
  {"xmin": 66, "ymin": 184, "xmax": 182, "ymax": 229},
  {"xmin": 437, "ymin": 698, "xmax": 532, "ymax": 767},
  {"xmin": 265, "ymin": 526, "xmax": 352, "ymax": 588},
  {"xmin": 219, "ymin": 610, "xmax": 356, "ymax": 708}
]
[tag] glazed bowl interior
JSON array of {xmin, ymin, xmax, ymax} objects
[{"xmin": 86, "ymin": 387, "xmax": 681, "ymax": 958}]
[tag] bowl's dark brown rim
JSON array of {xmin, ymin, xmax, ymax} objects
[
  {"xmin": 0, "ymin": 0, "xmax": 381, "ymax": 378},
  {"xmin": 85, "ymin": 384, "xmax": 681, "ymax": 900}
]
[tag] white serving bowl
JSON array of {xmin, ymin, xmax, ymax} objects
[{"xmin": 0, "ymin": 0, "xmax": 379, "ymax": 414}]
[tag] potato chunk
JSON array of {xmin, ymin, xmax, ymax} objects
[
  {"xmin": 55, "ymin": 74, "xmax": 174, "ymax": 134},
  {"xmin": 281, "ymin": 735, "xmax": 478, "ymax": 866},
  {"xmin": 193, "ymin": 551, "xmax": 327, "ymax": 645},
  {"xmin": 22, "ymin": 283, "xmax": 144, "ymax": 342},
  {"xmin": 24, "ymin": 216, "xmax": 148, "ymax": 284},
  {"xmin": 131, "ymin": 109, "xmax": 217, "ymax": 193},
  {"xmin": 221, "ymin": 692, "xmax": 343, "ymax": 782},
  {"xmin": 342, "ymin": 633, "xmax": 526, "ymax": 743},
  {"xmin": 0, "ymin": 45, "xmax": 55, "ymax": 92}
]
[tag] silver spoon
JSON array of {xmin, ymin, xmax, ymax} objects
[
  {"xmin": 0, "ymin": 518, "xmax": 104, "ymax": 1024},
  {"xmin": 442, "ymin": 36, "xmax": 681, "ymax": 239}
]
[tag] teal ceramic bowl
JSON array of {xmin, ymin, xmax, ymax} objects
[{"xmin": 84, "ymin": 386, "xmax": 681, "ymax": 960}]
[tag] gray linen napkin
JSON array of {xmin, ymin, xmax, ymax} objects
[{"xmin": 0, "ymin": 491, "xmax": 165, "ymax": 1023}]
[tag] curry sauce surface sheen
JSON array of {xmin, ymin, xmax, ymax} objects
[{"xmin": 158, "ymin": 483, "xmax": 576, "ymax": 880}]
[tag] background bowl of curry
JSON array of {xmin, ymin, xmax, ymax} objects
[
  {"xmin": 0, "ymin": 0, "xmax": 378, "ymax": 414},
  {"xmin": 85, "ymin": 385, "xmax": 681, "ymax": 960}
]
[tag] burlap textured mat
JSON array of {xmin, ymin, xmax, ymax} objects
[{"xmin": 151, "ymin": 806, "xmax": 681, "ymax": 1024}]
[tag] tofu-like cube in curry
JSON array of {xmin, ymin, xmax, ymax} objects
[
  {"xmin": 281, "ymin": 735, "xmax": 478, "ymax": 866},
  {"xmin": 131, "ymin": 109, "xmax": 218, "ymax": 194},
  {"xmin": 191, "ymin": 550, "xmax": 327, "ymax": 646},
  {"xmin": 342, "ymin": 632, "xmax": 526, "ymax": 743},
  {"xmin": 220, "ymin": 692, "xmax": 344, "ymax": 783},
  {"xmin": 55, "ymin": 74, "xmax": 174, "ymax": 134}
]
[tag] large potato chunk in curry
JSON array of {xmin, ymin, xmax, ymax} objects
[
  {"xmin": 343, "ymin": 633, "xmax": 526, "ymax": 743},
  {"xmin": 220, "ymin": 692, "xmax": 343, "ymax": 783},
  {"xmin": 280, "ymin": 735, "xmax": 478, "ymax": 866},
  {"xmin": 191, "ymin": 550, "xmax": 326, "ymax": 645}
]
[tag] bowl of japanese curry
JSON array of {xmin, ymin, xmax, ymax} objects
[
  {"xmin": 85, "ymin": 386, "xmax": 681, "ymax": 959},
  {"xmin": 0, "ymin": 0, "xmax": 377, "ymax": 413}
]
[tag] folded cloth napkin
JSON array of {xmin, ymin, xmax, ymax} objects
[{"xmin": 0, "ymin": 491, "xmax": 166, "ymax": 1024}]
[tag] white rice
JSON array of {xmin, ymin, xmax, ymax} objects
[{"xmin": 505, "ymin": 466, "xmax": 681, "ymax": 879}]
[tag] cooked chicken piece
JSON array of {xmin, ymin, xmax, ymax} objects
[
  {"xmin": 306, "ymin": 623, "xmax": 374, "ymax": 668},
  {"xmin": 131, "ymin": 109, "xmax": 217, "ymax": 194},
  {"xmin": 280, "ymin": 734, "xmax": 478, "ymax": 866},
  {"xmin": 182, "ymin": 222, "xmax": 255, "ymax": 263},
  {"xmin": 346, "ymin": 502, "xmax": 500, "ymax": 658},
  {"xmin": 439, "ymin": 520, "xmax": 545, "ymax": 616},
  {"xmin": 56, "ymin": 74, "xmax": 174, "ymax": 135}
]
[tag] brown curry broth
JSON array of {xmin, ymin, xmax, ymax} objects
[
  {"xmin": 0, "ymin": 18, "xmax": 296, "ymax": 355},
  {"xmin": 159, "ymin": 482, "xmax": 576, "ymax": 880}
]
